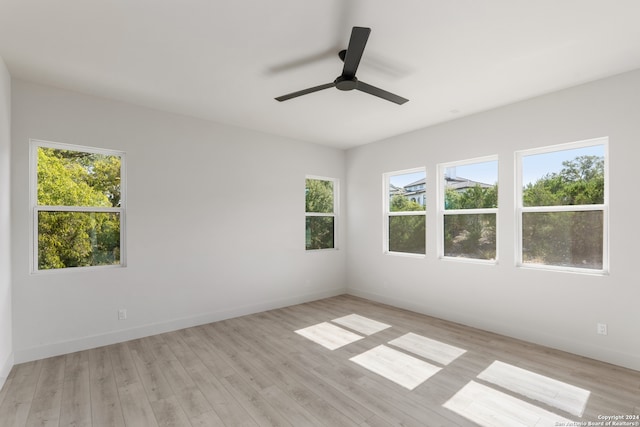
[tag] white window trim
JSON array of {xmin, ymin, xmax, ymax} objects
[
  {"xmin": 305, "ymin": 175, "xmax": 339, "ymax": 251},
  {"xmin": 30, "ymin": 139, "xmax": 127, "ymax": 274},
  {"xmin": 515, "ymin": 137, "xmax": 609, "ymax": 275},
  {"xmin": 437, "ymin": 155, "xmax": 499, "ymax": 265},
  {"xmin": 383, "ymin": 167, "xmax": 426, "ymax": 257}
]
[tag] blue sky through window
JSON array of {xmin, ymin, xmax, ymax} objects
[
  {"xmin": 522, "ymin": 145, "xmax": 604, "ymax": 186},
  {"xmin": 445, "ymin": 160, "xmax": 498, "ymax": 186},
  {"xmin": 387, "ymin": 144, "xmax": 604, "ymax": 190}
]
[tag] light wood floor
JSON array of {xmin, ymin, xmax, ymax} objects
[{"xmin": 1, "ymin": 295, "xmax": 639, "ymax": 426}]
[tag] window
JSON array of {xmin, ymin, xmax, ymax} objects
[
  {"xmin": 438, "ymin": 157, "xmax": 498, "ymax": 262},
  {"xmin": 516, "ymin": 138, "xmax": 608, "ymax": 273},
  {"xmin": 305, "ymin": 176, "xmax": 338, "ymax": 250},
  {"xmin": 31, "ymin": 140, "xmax": 125, "ymax": 272},
  {"xmin": 384, "ymin": 169, "xmax": 426, "ymax": 255}
]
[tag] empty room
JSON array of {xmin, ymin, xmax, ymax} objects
[{"xmin": 1, "ymin": 1, "xmax": 639, "ymax": 426}]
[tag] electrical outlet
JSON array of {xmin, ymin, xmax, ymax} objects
[
  {"xmin": 118, "ymin": 309, "xmax": 127, "ymax": 320},
  {"xmin": 597, "ymin": 323, "xmax": 607, "ymax": 335}
]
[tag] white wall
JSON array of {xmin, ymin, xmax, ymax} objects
[
  {"xmin": 0, "ymin": 57, "xmax": 12, "ymax": 388},
  {"xmin": 11, "ymin": 80, "xmax": 347, "ymax": 362},
  {"xmin": 346, "ymin": 69, "xmax": 640, "ymax": 371}
]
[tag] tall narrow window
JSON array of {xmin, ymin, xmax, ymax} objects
[
  {"xmin": 516, "ymin": 138, "xmax": 608, "ymax": 273},
  {"xmin": 305, "ymin": 176, "xmax": 338, "ymax": 250},
  {"xmin": 384, "ymin": 168, "xmax": 426, "ymax": 255},
  {"xmin": 31, "ymin": 140, "xmax": 125, "ymax": 272},
  {"xmin": 439, "ymin": 157, "xmax": 498, "ymax": 262}
]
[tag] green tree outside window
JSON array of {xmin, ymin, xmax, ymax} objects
[
  {"xmin": 521, "ymin": 154, "xmax": 605, "ymax": 269},
  {"xmin": 305, "ymin": 178, "xmax": 336, "ymax": 250},
  {"xmin": 35, "ymin": 145, "xmax": 123, "ymax": 270}
]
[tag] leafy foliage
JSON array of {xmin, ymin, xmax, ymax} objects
[
  {"xmin": 305, "ymin": 217, "xmax": 334, "ymax": 250},
  {"xmin": 522, "ymin": 211, "xmax": 603, "ymax": 268},
  {"xmin": 389, "ymin": 215, "xmax": 425, "ymax": 254},
  {"xmin": 388, "ymin": 195, "xmax": 425, "ymax": 254},
  {"xmin": 445, "ymin": 185, "xmax": 497, "ymax": 210},
  {"xmin": 444, "ymin": 214, "xmax": 496, "ymax": 260},
  {"xmin": 390, "ymin": 194, "xmax": 423, "ymax": 212},
  {"xmin": 443, "ymin": 184, "xmax": 497, "ymax": 260},
  {"xmin": 305, "ymin": 179, "xmax": 333, "ymax": 213},
  {"xmin": 305, "ymin": 179, "xmax": 335, "ymax": 249},
  {"xmin": 522, "ymin": 155, "xmax": 605, "ymax": 268},
  {"xmin": 523, "ymin": 155, "xmax": 604, "ymax": 207},
  {"xmin": 37, "ymin": 147, "xmax": 121, "ymax": 270}
]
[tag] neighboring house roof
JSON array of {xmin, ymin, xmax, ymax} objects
[
  {"xmin": 389, "ymin": 176, "xmax": 492, "ymax": 196},
  {"xmin": 446, "ymin": 176, "xmax": 493, "ymax": 191},
  {"xmin": 389, "ymin": 184, "xmax": 405, "ymax": 194},
  {"xmin": 405, "ymin": 178, "xmax": 425, "ymax": 188}
]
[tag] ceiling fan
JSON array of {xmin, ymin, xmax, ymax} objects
[{"xmin": 275, "ymin": 27, "xmax": 409, "ymax": 105}]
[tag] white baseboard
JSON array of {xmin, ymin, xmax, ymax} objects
[
  {"xmin": 0, "ymin": 351, "xmax": 14, "ymax": 392},
  {"xmin": 15, "ymin": 287, "xmax": 346, "ymax": 364},
  {"xmin": 347, "ymin": 287, "xmax": 640, "ymax": 372}
]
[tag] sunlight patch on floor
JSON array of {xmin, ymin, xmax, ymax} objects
[
  {"xmin": 350, "ymin": 345, "xmax": 441, "ymax": 390},
  {"xmin": 477, "ymin": 360, "xmax": 590, "ymax": 417},
  {"xmin": 388, "ymin": 332, "xmax": 466, "ymax": 366},
  {"xmin": 332, "ymin": 314, "xmax": 392, "ymax": 335},
  {"xmin": 295, "ymin": 313, "xmax": 593, "ymax": 425},
  {"xmin": 444, "ymin": 381, "xmax": 575, "ymax": 427},
  {"xmin": 295, "ymin": 322, "xmax": 364, "ymax": 350}
]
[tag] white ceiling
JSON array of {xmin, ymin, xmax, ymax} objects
[{"xmin": 1, "ymin": 0, "xmax": 640, "ymax": 149}]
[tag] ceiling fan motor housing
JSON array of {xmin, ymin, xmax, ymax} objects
[{"xmin": 335, "ymin": 76, "xmax": 358, "ymax": 91}]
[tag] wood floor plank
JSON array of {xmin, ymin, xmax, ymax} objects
[
  {"xmin": 108, "ymin": 343, "xmax": 140, "ymax": 389},
  {"xmin": 2, "ymin": 294, "xmax": 640, "ymax": 427},
  {"xmin": 117, "ymin": 381, "xmax": 159, "ymax": 427},
  {"xmin": 220, "ymin": 373, "xmax": 293, "ymax": 427},
  {"xmin": 59, "ymin": 351, "xmax": 92, "ymax": 427},
  {"xmin": 0, "ymin": 360, "xmax": 43, "ymax": 427},
  {"xmin": 174, "ymin": 386, "xmax": 213, "ymax": 420},
  {"xmin": 179, "ymin": 326, "xmax": 236, "ymax": 379},
  {"xmin": 24, "ymin": 355, "xmax": 65, "ymax": 426},
  {"xmin": 182, "ymin": 360, "xmax": 258, "ymax": 427},
  {"xmin": 128, "ymin": 340, "xmax": 174, "ymax": 403},
  {"xmin": 311, "ymin": 361, "xmax": 440, "ymax": 427},
  {"xmin": 172, "ymin": 328, "xmax": 257, "ymax": 426},
  {"xmin": 160, "ymin": 358, "xmax": 196, "ymax": 394},
  {"xmin": 155, "ymin": 331, "xmax": 215, "ymax": 421},
  {"xmin": 143, "ymin": 334, "xmax": 178, "ymax": 364},
  {"xmin": 359, "ymin": 414, "xmax": 397, "ymax": 427},
  {"xmin": 88, "ymin": 347, "xmax": 125, "ymax": 427},
  {"xmin": 0, "ymin": 400, "xmax": 32, "ymax": 427},
  {"xmin": 232, "ymin": 314, "xmax": 374, "ymax": 426},
  {"xmin": 259, "ymin": 384, "xmax": 326, "ymax": 427},
  {"xmin": 126, "ymin": 338, "xmax": 157, "ymax": 366},
  {"xmin": 149, "ymin": 396, "xmax": 191, "ymax": 427},
  {"xmin": 0, "ymin": 377, "xmax": 10, "ymax": 409},
  {"xmin": 220, "ymin": 314, "xmax": 384, "ymax": 427},
  {"xmin": 200, "ymin": 323, "xmax": 276, "ymax": 391},
  {"xmin": 189, "ymin": 409, "xmax": 226, "ymax": 427}
]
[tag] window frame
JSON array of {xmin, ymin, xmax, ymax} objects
[
  {"xmin": 383, "ymin": 167, "xmax": 427, "ymax": 257},
  {"xmin": 515, "ymin": 137, "xmax": 609, "ymax": 274},
  {"xmin": 305, "ymin": 175, "xmax": 339, "ymax": 251},
  {"xmin": 437, "ymin": 155, "xmax": 499, "ymax": 264},
  {"xmin": 30, "ymin": 139, "xmax": 127, "ymax": 273}
]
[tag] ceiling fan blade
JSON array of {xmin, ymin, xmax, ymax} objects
[
  {"xmin": 342, "ymin": 27, "xmax": 371, "ymax": 79},
  {"xmin": 356, "ymin": 81, "xmax": 409, "ymax": 105},
  {"xmin": 275, "ymin": 83, "xmax": 335, "ymax": 102}
]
